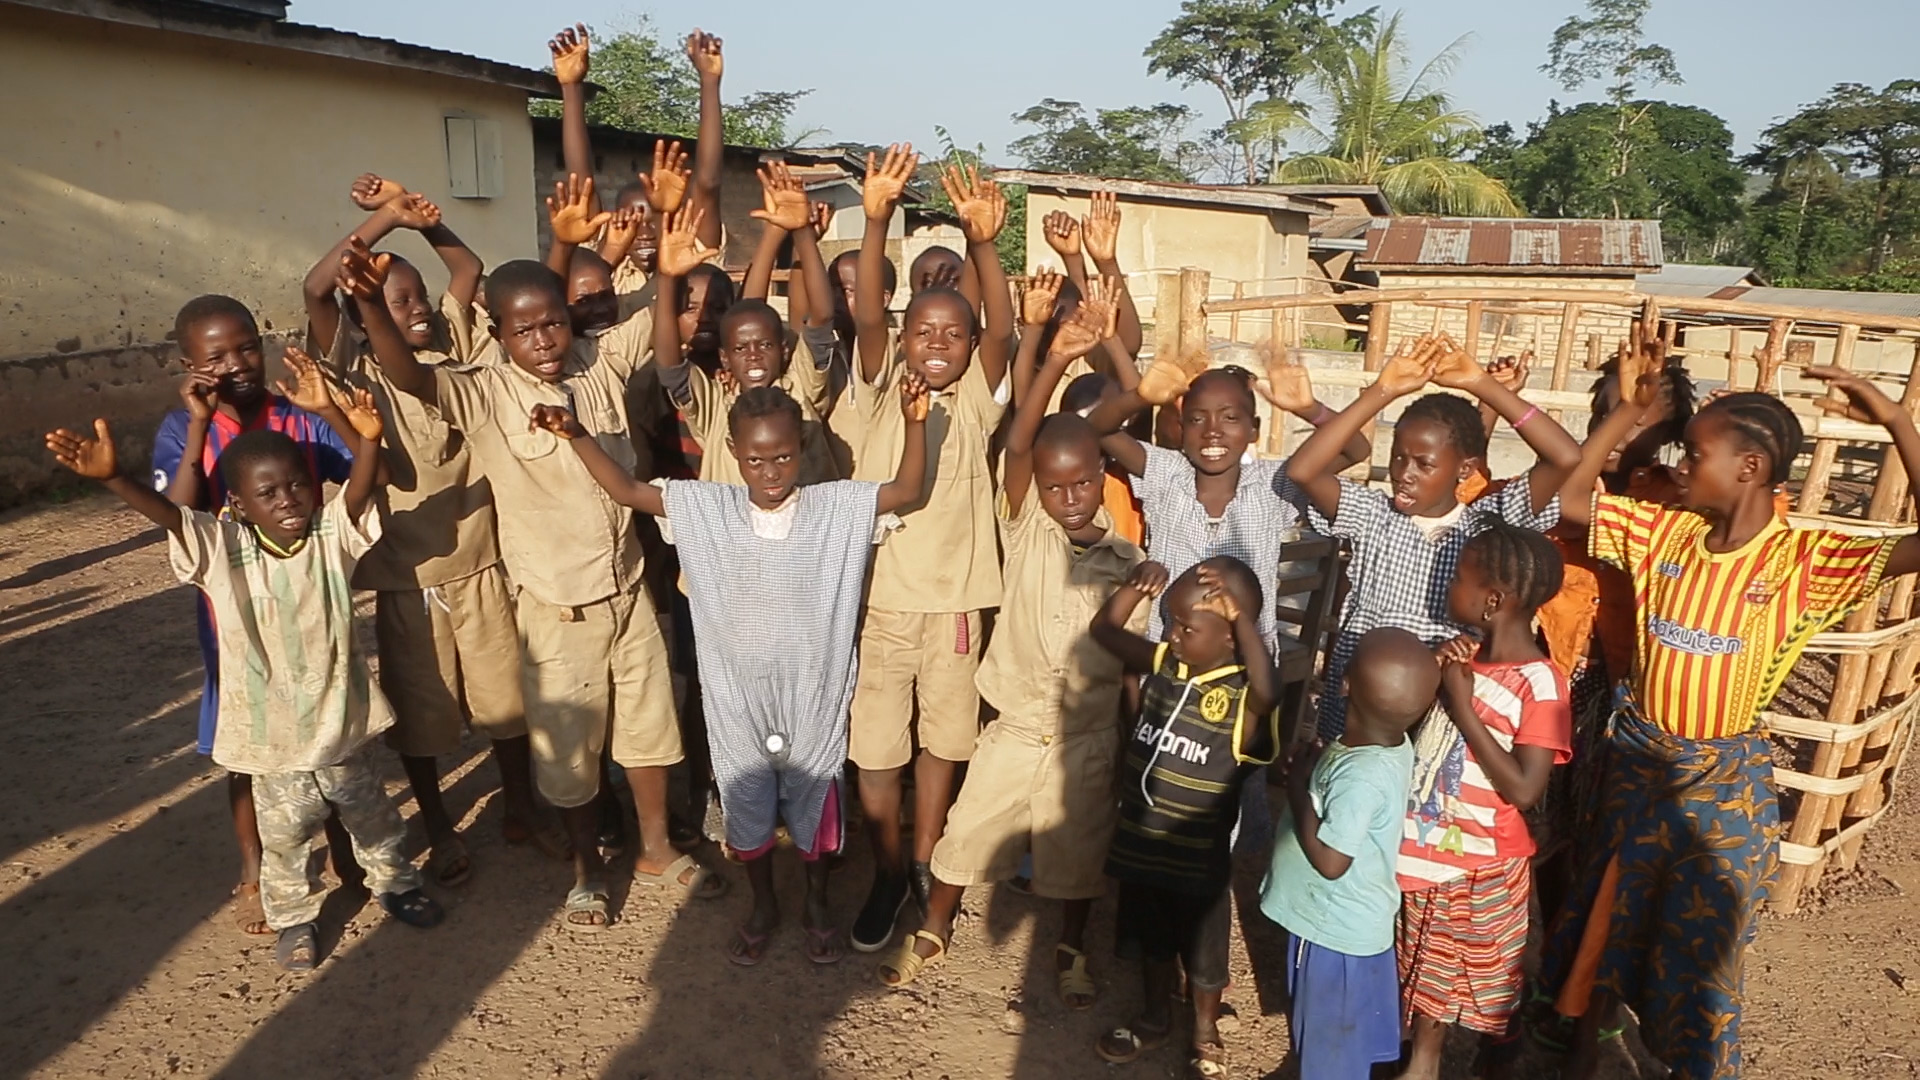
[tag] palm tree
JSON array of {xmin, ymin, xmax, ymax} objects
[{"xmin": 1277, "ymin": 11, "xmax": 1518, "ymax": 215}]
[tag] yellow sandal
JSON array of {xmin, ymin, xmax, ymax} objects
[
  {"xmin": 1056, "ymin": 944, "xmax": 1097, "ymax": 1010},
  {"xmin": 877, "ymin": 930, "xmax": 948, "ymax": 988}
]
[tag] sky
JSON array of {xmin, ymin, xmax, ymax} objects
[{"xmin": 298, "ymin": 0, "xmax": 1920, "ymax": 166}]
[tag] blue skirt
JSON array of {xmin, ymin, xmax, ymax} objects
[{"xmin": 1284, "ymin": 931, "xmax": 1401, "ymax": 1080}]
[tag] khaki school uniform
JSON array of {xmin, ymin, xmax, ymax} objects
[
  {"xmin": 930, "ymin": 483, "xmax": 1144, "ymax": 898},
  {"xmin": 325, "ymin": 294, "xmax": 524, "ymax": 759},
  {"xmin": 431, "ymin": 309, "xmax": 680, "ymax": 809},
  {"xmin": 847, "ymin": 355, "xmax": 1005, "ymax": 770},
  {"xmin": 669, "ymin": 334, "xmax": 841, "ymax": 487}
]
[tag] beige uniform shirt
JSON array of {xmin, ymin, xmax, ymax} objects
[
  {"xmin": 672, "ymin": 335, "xmax": 840, "ymax": 486},
  {"xmin": 324, "ymin": 293, "xmax": 500, "ymax": 591},
  {"xmin": 975, "ymin": 481, "xmax": 1144, "ymax": 734},
  {"xmin": 432, "ymin": 312, "xmax": 654, "ymax": 608},
  {"xmin": 853, "ymin": 356, "xmax": 1006, "ymax": 612},
  {"xmin": 172, "ymin": 498, "xmax": 394, "ymax": 774}
]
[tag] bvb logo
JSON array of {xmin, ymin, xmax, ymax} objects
[{"xmin": 1200, "ymin": 687, "xmax": 1232, "ymax": 722}]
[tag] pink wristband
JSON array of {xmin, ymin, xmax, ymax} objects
[
  {"xmin": 1515, "ymin": 405, "xmax": 1541, "ymax": 427},
  {"xmin": 1306, "ymin": 402, "xmax": 1333, "ymax": 427}
]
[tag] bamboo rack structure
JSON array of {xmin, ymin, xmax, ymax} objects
[{"xmin": 1171, "ymin": 269, "xmax": 1920, "ymax": 912}]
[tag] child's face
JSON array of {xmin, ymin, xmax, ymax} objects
[
  {"xmin": 381, "ymin": 261, "xmax": 436, "ymax": 350},
  {"xmin": 1388, "ymin": 419, "xmax": 1471, "ymax": 516},
  {"xmin": 1155, "ymin": 397, "xmax": 1184, "ymax": 449},
  {"xmin": 729, "ymin": 413, "xmax": 804, "ymax": 509},
  {"xmin": 491, "ymin": 286, "xmax": 574, "ymax": 383},
  {"xmin": 721, "ymin": 312, "xmax": 785, "ymax": 390},
  {"xmin": 1033, "ymin": 440, "xmax": 1106, "ymax": 536},
  {"xmin": 679, "ymin": 275, "xmax": 722, "ymax": 355},
  {"xmin": 1164, "ymin": 578, "xmax": 1236, "ymax": 671},
  {"xmin": 910, "ymin": 249, "xmax": 963, "ymax": 295},
  {"xmin": 830, "ymin": 257, "xmax": 860, "ymax": 327},
  {"xmin": 567, "ymin": 262, "xmax": 619, "ymax": 338},
  {"xmin": 226, "ymin": 455, "xmax": 318, "ymax": 548},
  {"xmin": 901, "ymin": 292, "xmax": 976, "ymax": 390},
  {"xmin": 1180, "ymin": 380, "xmax": 1256, "ymax": 477},
  {"xmin": 1445, "ymin": 546, "xmax": 1497, "ymax": 628},
  {"xmin": 180, "ymin": 312, "xmax": 266, "ymax": 407},
  {"xmin": 1674, "ymin": 410, "xmax": 1761, "ymax": 516},
  {"xmin": 616, "ymin": 191, "xmax": 659, "ymax": 274}
]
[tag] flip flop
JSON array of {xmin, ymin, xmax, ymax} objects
[
  {"xmin": 381, "ymin": 888, "xmax": 445, "ymax": 929},
  {"xmin": 231, "ymin": 882, "xmax": 271, "ymax": 936},
  {"xmin": 728, "ymin": 925, "xmax": 772, "ymax": 967},
  {"xmin": 803, "ymin": 924, "xmax": 845, "ymax": 966},
  {"xmin": 632, "ymin": 852, "xmax": 729, "ymax": 900},
  {"xmin": 429, "ymin": 834, "xmax": 473, "ymax": 888},
  {"xmin": 564, "ymin": 881, "xmax": 611, "ymax": 933},
  {"xmin": 275, "ymin": 922, "xmax": 318, "ymax": 973},
  {"xmin": 1095, "ymin": 1023, "xmax": 1171, "ymax": 1065},
  {"xmin": 1189, "ymin": 1040, "xmax": 1229, "ymax": 1079},
  {"xmin": 1056, "ymin": 944, "xmax": 1097, "ymax": 1010},
  {"xmin": 877, "ymin": 929, "xmax": 947, "ymax": 988}
]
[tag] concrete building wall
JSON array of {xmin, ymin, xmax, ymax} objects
[
  {"xmin": 1375, "ymin": 272, "xmax": 1639, "ymax": 365},
  {"xmin": 1021, "ymin": 192, "xmax": 1308, "ymax": 285},
  {"xmin": 0, "ymin": 6, "xmax": 539, "ymax": 502}
]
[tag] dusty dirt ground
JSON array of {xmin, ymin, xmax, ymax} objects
[{"xmin": 2, "ymin": 493, "xmax": 1917, "ymax": 1080}]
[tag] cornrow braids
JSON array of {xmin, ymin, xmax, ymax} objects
[
  {"xmin": 1400, "ymin": 392, "xmax": 1488, "ymax": 460},
  {"xmin": 1464, "ymin": 518, "xmax": 1565, "ymax": 615},
  {"xmin": 727, "ymin": 384, "xmax": 802, "ymax": 440},
  {"xmin": 1700, "ymin": 392, "xmax": 1803, "ymax": 484},
  {"xmin": 1591, "ymin": 358, "xmax": 1698, "ymax": 446}
]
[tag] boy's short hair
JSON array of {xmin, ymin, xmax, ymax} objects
[
  {"xmin": 686, "ymin": 263, "xmax": 737, "ymax": 311},
  {"xmin": 569, "ymin": 247, "xmax": 613, "ymax": 278},
  {"xmin": 174, "ymin": 294, "xmax": 256, "ymax": 342},
  {"xmin": 720, "ymin": 298, "xmax": 784, "ymax": 340},
  {"xmin": 217, "ymin": 430, "xmax": 310, "ymax": 492},
  {"xmin": 484, "ymin": 259, "xmax": 567, "ymax": 315},
  {"xmin": 1033, "ymin": 412, "xmax": 1103, "ymax": 460},
  {"xmin": 830, "ymin": 250, "xmax": 897, "ymax": 295},
  {"xmin": 904, "ymin": 286, "xmax": 978, "ymax": 334},
  {"xmin": 1177, "ymin": 555, "xmax": 1263, "ymax": 618},
  {"xmin": 1399, "ymin": 393, "xmax": 1488, "ymax": 459},
  {"xmin": 728, "ymin": 384, "xmax": 803, "ymax": 440},
  {"xmin": 1059, "ymin": 372, "xmax": 1117, "ymax": 416}
]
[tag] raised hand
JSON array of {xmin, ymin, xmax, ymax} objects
[
  {"xmin": 1137, "ymin": 356, "xmax": 1194, "ymax": 407},
  {"xmin": 388, "ymin": 192, "xmax": 442, "ymax": 231},
  {"xmin": 1081, "ymin": 191, "xmax": 1121, "ymax": 264},
  {"xmin": 601, "ymin": 203, "xmax": 645, "ymax": 259},
  {"xmin": 1042, "ymin": 211, "xmax": 1081, "ymax": 258},
  {"xmin": 750, "ymin": 161, "xmax": 812, "ymax": 232},
  {"xmin": 350, "ymin": 173, "xmax": 406, "ymax": 211},
  {"xmin": 1377, "ymin": 335, "xmax": 1441, "ymax": 398},
  {"xmin": 656, "ymin": 204, "xmax": 717, "ymax": 277},
  {"xmin": 549, "ymin": 23, "xmax": 590, "ymax": 85},
  {"xmin": 1256, "ymin": 345, "xmax": 1317, "ymax": 416},
  {"xmin": 547, "ymin": 173, "xmax": 613, "ymax": 246},
  {"xmin": 899, "ymin": 370, "xmax": 931, "ymax": 422},
  {"xmin": 919, "ymin": 259, "xmax": 962, "ymax": 293},
  {"xmin": 332, "ymin": 385, "xmax": 385, "ymax": 443},
  {"xmin": 529, "ymin": 403, "xmax": 586, "ymax": 440},
  {"xmin": 1430, "ymin": 335, "xmax": 1485, "ymax": 390},
  {"xmin": 639, "ymin": 140, "xmax": 691, "ymax": 215},
  {"xmin": 809, "ymin": 200, "xmax": 833, "ymax": 239},
  {"xmin": 1807, "ymin": 367, "xmax": 1909, "ymax": 427},
  {"xmin": 179, "ymin": 370, "xmax": 221, "ymax": 423},
  {"xmin": 942, "ymin": 164, "xmax": 1003, "ymax": 244},
  {"xmin": 45, "ymin": 419, "xmax": 120, "ymax": 481},
  {"xmin": 1021, "ymin": 268, "xmax": 1063, "ymax": 327},
  {"xmin": 686, "ymin": 29, "xmax": 723, "ymax": 80},
  {"xmin": 862, "ymin": 144, "xmax": 918, "ymax": 222},
  {"xmin": 338, "ymin": 237, "xmax": 392, "ymax": 301},
  {"xmin": 1127, "ymin": 560, "xmax": 1171, "ymax": 597},
  {"xmin": 1192, "ymin": 563, "xmax": 1242, "ymax": 623},
  {"xmin": 274, "ymin": 346, "xmax": 337, "ymax": 414},
  {"xmin": 1050, "ymin": 299, "xmax": 1112, "ymax": 362},
  {"xmin": 1487, "ymin": 350, "xmax": 1531, "ymax": 394}
]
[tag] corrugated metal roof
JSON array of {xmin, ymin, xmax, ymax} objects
[
  {"xmin": 1638, "ymin": 263, "xmax": 1762, "ymax": 289},
  {"xmin": 1709, "ymin": 286, "xmax": 1920, "ymax": 320},
  {"xmin": 1361, "ymin": 217, "xmax": 1663, "ymax": 274},
  {"xmin": 1257, "ymin": 183, "xmax": 1393, "ymax": 215},
  {"xmin": 1313, "ymin": 213, "xmax": 1375, "ymax": 240},
  {"xmin": 995, "ymin": 170, "xmax": 1331, "ymax": 216}
]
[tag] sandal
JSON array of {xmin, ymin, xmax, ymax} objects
[
  {"xmin": 563, "ymin": 881, "xmax": 611, "ymax": 933},
  {"xmin": 632, "ymin": 852, "xmax": 729, "ymax": 900},
  {"xmin": 275, "ymin": 922, "xmax": 318, "ymax": 973},
  {"xmin": 1056, "ymin": 944, "xmax": 1097, "ymax": 1010},
  {"xmin": 1189, "ymin": 1040, "xmax": 1228, "ymax": 1079},
  {"xmin": 804, "ymin": 925, "xmax": 845, "ymax": 966},
  {"xmin": 428, "ymin": 834, "xmax": 473, "ymax": 888},
  {"xmin": 877, "ymin": 929, "xmax": 947, "ymax": 988},
  {"xmin": 381, "ymin": 888, "xmax": 445, "ymax": 928},
  {"xmin": 728, "ymin": 926, "xmax": 772, "ymax": 967},
  {"xmin": 1095, "ymin": 1022, "xmax": 1171, "ymax": 1064},
  {"xmin": 231, "ymin": 882, "xmax": 271, "ymax": 936}
]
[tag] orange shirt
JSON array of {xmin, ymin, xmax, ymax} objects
[
  {"xmin": 1104, "ymin": 470, "xmax": 1145, "ymax": 548},
  {"xmin": 1590, "ymin": 494, "xmax": 1896, "ymax": 739}
]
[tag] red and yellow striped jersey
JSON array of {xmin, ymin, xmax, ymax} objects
[{"xmin": 1590, "ymin": 494, "xmax": 1898, "ymax": 739}]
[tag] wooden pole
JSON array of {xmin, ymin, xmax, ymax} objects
[
  {"xmin": 1178, "ymin": 266, "xmax": 1209, "ymax": 361},
  {"xmin": 1755, "ymin": 317, "xmax": 1792, "ymax": 391},
  {"xmin": 1585, "ymin": 333, "xmax": 1604, "ymax": 371},
  {"xmin": 1355, "ymin": 301, "xmax": 1394, "ymax": 481},
  {"xmin": 1796, "ymin": 324, "xmax": 1860, "ymax": 515},
  {"xmin": 1229, "ymin": 279, "xmax": 1244, "ymax": 344},
  {"xmin": 1551, "ymin": 303, "xmax": 1582, "ymax": 389},
  {"xmin": 1463, "ymin": 300, "xmax": 1484, "ymax": 361}
]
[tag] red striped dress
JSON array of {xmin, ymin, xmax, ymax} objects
[{"xmin": 1396, "ymin": 659, "xmax": 1572, "ymax": 1033}]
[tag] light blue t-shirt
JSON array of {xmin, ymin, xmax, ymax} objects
[{"xmin": 1259, "ymin": 738, "xmax": 1414, "ymax": 956}]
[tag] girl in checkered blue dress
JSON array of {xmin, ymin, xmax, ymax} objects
[{"xmin": 1286, "ymin": 334, "xmax": 1584, "ymax": 739}]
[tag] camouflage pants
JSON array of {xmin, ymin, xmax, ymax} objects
[{"xmin": 253, "ymin": 747, "xmax": 420, "ymax": 931}]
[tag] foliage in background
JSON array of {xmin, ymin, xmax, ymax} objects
[
  {"xmin": 924, "ymin": 127, "xmax": 1027, "ymax": 274},
  {"xmin": 1006, "ymin": 99, "xmax": 1202, "ymax": 183},
  {"xmin": 1539, "ymin": 0, "xmax": 1682, "ymax": 219}
]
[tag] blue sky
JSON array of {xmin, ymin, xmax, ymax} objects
[{"xmin": 299, "ymin": 0, "xmax": 1919, "ymax": 164}]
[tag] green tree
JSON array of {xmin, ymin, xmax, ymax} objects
[
  {"xmin": 1276, "ymin": 11, "xmax": 1517, "ymax": 215},
  {"xmin": 922, "ymin": 127, "xmax": 1028, "ymax": 274},
  {"xmin": 1540, "ymin": 0, "xmax": 1683, "ymax": 217},
  {"xmin": 1007, "ymin": 99, "xmax": 1200, "ymax": 182},
  {"xmin": 1768, "ymin": 81, "xmax": 1920, "ymax": 271},
  {"xmin": 529, "ymin": 18, "xmax": 814, "ymax": 147},
  {"xmin": 1143, "ymin": 0, "xmax": 1374, "ymax": 182},
  {"xmin": 1742, "ymin": 110, "xmax": 1859, "ymax": 279}
]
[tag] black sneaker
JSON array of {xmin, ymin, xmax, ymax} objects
[
  {"xmin": 909, "ymin": 860, "xmax": 935, "ymax": 919},
  {"xmin": 850, "ymin": 872, "xmax": 910, "ymax": 953}
]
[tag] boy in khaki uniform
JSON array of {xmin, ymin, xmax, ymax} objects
[
  {"xmin": 344, "ymin": 246, "xmax": 723, "ymax": 932},
  {"xmin": 877, "ymin": 296, "xmax": 1142, "ymax": 1006},
  {"xmin": 303, "ymin": 176, "xmax": 551, "ymax": 886},
  {"xmin": 846, "ymin": 147, "xmax": 1019, "ymax": 952}
]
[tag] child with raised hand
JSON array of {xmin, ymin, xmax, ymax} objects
[
  {"xmin": 1534, "ymin": 365, "xmax": 1920, "ymax": 1080},
  {"xmin": 1286, "ymin": 333, "xmax": 1582, "ymax": 739},
  {"xmin": 878, "ymin": 296, "xmax": 1133, "ymax": 1004},
  {"xmin": 1396, "ymin": 521, "xmax": 1572, "ymax": 1080},
  {"xmin": 1091, "ymin": 556, "xmax": 1282, "ymax": 1079},
  {"xmin": 48, "ymin": 379, "xmax": 443, "ymax": 973},
  {"xmin": 528, "ymin": 373, "xmax": 933, "ymax": 965},
  {"xmin": 1043, "ymin": 191, "xmax": 1146, "ymax": 359},
  {"xmin": 844, "ymin": 145, "xmax": 1017, "ymax": 953},
  {"xmin": 349, "ymin": 239, "xmax": 724, "ymax": 932},
  {"xmin": 540, "ymin": 173, "xmax": 628, "ymax": 340},
  {"xmin": 154, "ymin": 294, "xmax": 365, "ymax": 937},
  {"xmin": 1260, "ymin": 627, "xmax": 1439, "ymax": 1080}
]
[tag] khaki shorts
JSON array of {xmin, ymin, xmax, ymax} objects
[
  {"xmin": 929, "ymin": 717, "xmax": 1120, "ymax": 900},
  {"xmin": 849, "ymin": 608, "xmax": 983, "ymax": 770},
  {"xmin": 377, "ymin": 565, "xmax": 527, "ymax": 758},
  {"xmin": 516, "ymin": 580, "xmax": 682, "ymax": 808}
]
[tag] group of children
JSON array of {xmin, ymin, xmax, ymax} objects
[{"xmin": 41, "ymin": 21, "xmax": 1920, "ymax": 1080}]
